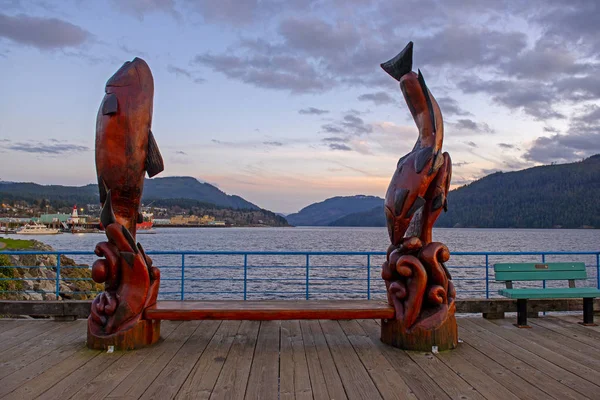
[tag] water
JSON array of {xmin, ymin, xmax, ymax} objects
[{"xmin": 3, "ymin": 227, "xmax": 599, "ymax": 300}]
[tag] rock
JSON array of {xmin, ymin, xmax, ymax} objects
[{"xmin": 43, "ymin": 293, "xmax": 58, "ymax": 301}]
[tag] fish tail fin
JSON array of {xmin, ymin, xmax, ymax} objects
[
  {"xmin": 146, "ymin": 129, "xmax": 164, "ymax": 178},
  {"xmin": 380, "ymin": 41, "xmax": 413, "ymax": 81}
]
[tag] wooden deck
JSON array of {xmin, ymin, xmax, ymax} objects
[{"xmin": 0, "ymin": 315, "xmax": 599, "ymax": 399}]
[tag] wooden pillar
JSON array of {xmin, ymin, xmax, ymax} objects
[
  {"xmin": 87, "ymin": 319, "xmax": 160, "ymax": 351},
  {"xmin": 381, "ymin": 314, "xmax": 458, "ymax": 352}
]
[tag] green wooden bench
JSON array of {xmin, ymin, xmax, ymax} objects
[{"xmin": 494, "ymin": 262, "xmax": 600, "ymax": 327}]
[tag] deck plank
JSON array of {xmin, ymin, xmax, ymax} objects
[
  {"xmin": 493, "ymin": 317, "xmax": 600, "ymax": 372},
  {"xmin": 245, "ymin": 321, "xmax": 280, "ymax": 400},
  {"xmin": 319, "ymin": 320, "xmax": 383, "ymax": 400},
  {"xmin": 0, "ymin": 323, "xmax": 87, "ymax": 398},
  {"xmin": 443, "ymin": 336, "xmax": 546, "ymax": 400},
  {"xmin": 176, "ymin": 321, "xmax": 241, "ymax": 400},
  {"xmin": 279, "ymin": 320, "xmax": 312, "ymax": 400},
  {"xmin": 406, "ymin": 350, "xmax": 486, "ymax": 400},
  {"xmin": 36, "ymin": 350, "xmax": 123, "ymax": 400},
  {"xmin": 0, "ymin": 320, "xmax": 54, "ymax": 352},
  {"xmin": 71, "ymin": 321, "xmax": 181, "ymax": 400},
  {"xmin": 339, "ymin": 320, "xmax": 417, "ymax": 400},
  {"xmin": 529, "ymin": 317, "xmax": 600, "ymax": 350},
  {"xmin": 0, "ymin": 316, "xmax": 598, "ymax": 400},
  {"xmin": 106, "ymin": 320, "xmax": 202, "ymax": 399},
  {"xmin": 560, "ymin": 314, "xmax": 600, "ymax": 332},
  {"xmin": 463, "ymin": 318, "xmax": 597, "ymax": 399},
  {"xmin": 305, "ymin": 320, "xmax": 349, "ymax": 400},
  {"xmin": 356, "ymin": 319, "xmax": 451, "ymax": 400},
  {"xmin": 0, "ymin": 319, "xmax": 31, "ymax": 334},
  {"xmin": 0, "ymin": 320, "xmax": 83, "ymax": 379},
  {"xmin": 209, "ymin": 320, "xmax": 260, "ymax": 400},
  {"xmin": 140, "ymin": 320, "xmax": 222, "ymax": 400},
  {"xmin": 300, "ymin": 320, "xmax": 347, "ymax": 400}
]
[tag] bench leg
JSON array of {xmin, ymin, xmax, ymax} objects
[
  {"xmin": 581, "ymin": 298, "xmax": 597, "ymax": 326},
  {"xmin": 515, "ymin": 299, "xmax": 531, "ymax": 328}
]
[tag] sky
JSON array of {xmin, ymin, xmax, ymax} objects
[{"xmin": 0, "ymin": 0, "xmax": 599, "ymax": 214}]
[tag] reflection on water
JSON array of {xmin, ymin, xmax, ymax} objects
[{"xmin": 3, "ymin": 227, "xmax": 599, "ymax": 300}]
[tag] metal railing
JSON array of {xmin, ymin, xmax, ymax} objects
[{"xmin": 1, "ymin": 250, "xmax": 599, "ymax": 300}]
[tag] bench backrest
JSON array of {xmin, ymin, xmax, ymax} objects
[{"xmin": 494, "ymin": 262, "xmax": 587, "ymax": 282}]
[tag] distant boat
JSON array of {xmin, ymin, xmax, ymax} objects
[
  {"xmin": 0, "ymin": 227, "xmax": 17, "ymax": 234},
  {"xmin": 137, "ymin": 211, "xmax": 154, "ymax": 231},
  {"xmin": 17, "ymin": 223, "xmax": 61, "ymax": 235}
]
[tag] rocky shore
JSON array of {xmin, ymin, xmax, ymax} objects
[{"xmin": 0, "ymin": 240, "xmax": 102, "ymax": 301}]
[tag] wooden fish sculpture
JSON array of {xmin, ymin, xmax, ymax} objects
[
  {"xmin": 88, "ymin": 58, "xmax": 162, "ymax": 348},
  {"xmin": 95, "ymin": 57, "xmax": 164, "ymax": 239},
  {"xmin": 381, "ymin": 41, "xmax": 452, "ymax": 247},
  {"xmin": 379, "ymin": 43, "xmax": 457, "ymax": 348}
]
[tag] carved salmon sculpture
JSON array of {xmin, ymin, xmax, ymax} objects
[
  {"xmin": 379, "ymin": 42, "xmax": 456, "ymax": 342},
  {"xmin": 95, "ymin": 57, "xmax": 164, "ymax": 238},
  {"xmin": 88, "ymin": 58, "xmax": 163, "ymax": 346}
]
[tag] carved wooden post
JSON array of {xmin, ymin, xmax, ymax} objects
[
  {"xmin": 380, "ymin": 42, "xmax": 458, "ymax": 351},
  {"xmin": 87, "ymin": 58, "xmax": 164, "ymax": 350}
]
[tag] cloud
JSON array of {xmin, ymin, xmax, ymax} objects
[
  {"xmin": 4, "ymin": 142, "xmax": 90, "ymax": 154},
  {"xmin": 175, "ymin": 150, "xmax": 187, "ymax": 155},
  {"xmin": 453, "ymin": 161, "xmax": 471, "ymax": 167},
  {"xmin": 328, "ymin": 143, "xmax": 352, "ymax": 151},
  {"xmin": 458, "ymin": 78, "xmax": 565, "ymax": 120},
  {"xmin": 523, "ymin": 105, "xmax": 600, "ymax": 163},
  {"xmin": 263, "ymin": 141, "xmax": 283, "ymax": 146},
  {"xmin": 194, "ymin": 52, "xmax": 329, "ymax": 93},
  {"xmin": 167, "ymin": 65, "xmax": 205, "ymax": 84},
  {"xmin": 322, "ymin": 137, "xmax": 348, "ymax": 143},
  {"xmin": 0, "ymin": 13, "xmax": 91, "ymax": 49},
  {"xmin": 417, "ymin": 25, "xmax": 527, "ymax": 68},
  {"xmin": 358, "ymin": 92, "xmax": 397, "ymax": 106},
  {"xmin": 451, "ymin": 119, "xmax": 495, "ymax": 134},
  {"xmin": 543, "ymin": 126, "xmax": 560, "ymax": 133},
  {"xmin": 498, "ymin": 143, "xmax": 517, "ymax": 150},
  {"xmin": 466, "ymin": 141, "xmax": 478, "ymax": 148},
  {"xmin": 111, "ymin": 0, "xmax": 180, "ymax": 20},
  {"xmin": 299, "ymin": 107, "xmax": 329, "ymax": 115},
  {"xmin": 436, "ymin": 97, "xmax": 472, "ymax": 117}
]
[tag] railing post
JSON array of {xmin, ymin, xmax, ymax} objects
[
  {"xmin": 485, "ymin": 254, "xmax": 489, "ymax": 299},
  {"xmin": 305, "ymin": 254, "xmax": 310, "ymax": 300},
  {"xmin": 596, "ymin": 253, "xmax": 599, "ymax": 289},
  {"xmin": 180, "ymin": 254, "xmax": 185, "ymax": 301},
  {"xmin": 55, "ymin": 253, "xmax": 61, "ymax": 299},
  {"xmin": 542, "ymin": 254, "xmax": 546, "ymax": 289},
  {"xmin": 367, "ymin": 254, "xmax": 371, "ymax": 300},
  {"xmin": 243, "ymin": 254, "xmax": 248, "ymax": 301}
]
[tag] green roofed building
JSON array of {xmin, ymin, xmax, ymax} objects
[{"xmin": 37, "ymin": 213, "xmax": 71, "ymax": 224}]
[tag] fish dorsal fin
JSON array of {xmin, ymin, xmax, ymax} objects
[
  {"xmin": 100, "ymin": 189, "xmax": 117, "ymax": 227},
  {"xmin": 417, "ymin": 69, "xmax": 436, "ymax": 135},
  {"xmin": 145, "ymin": 130, "xmax": 164, "ymax": 178},
  {"xmin": 121, "ymin": 225, "xmax": 138, "ymax": 254},
  {"xmin": 102, "ymin": 93, "xmax": 118, "ymax": 115},
  {"xmin": 121, "ymin": 252, "xmax": 135, "ymax": 267},
  {"xmin": 98, "ymin": 177, "xmax": 108, "ymax": 204}
]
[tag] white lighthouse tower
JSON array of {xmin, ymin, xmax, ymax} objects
[{"xmin": 70, "ymin": 205, "xmax": 79, "ymax": 224}]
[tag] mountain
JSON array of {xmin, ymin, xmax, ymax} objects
[
  {"xmin": 327, "ymin": 155, "xmax": 600, "ymax": 229},
  {"xmin": 286, "ymin": 195, "xmax": 383, "ymax": 226},
  {"xmin": 142, "ymin": 177, "xmax": 258, "ymax": 209},
  {"xmin": 436, "ymin": 155, "xmax": 600, "ymax": 229},
  {"xmin": 329, "ymin": 206, "xmax": 385, "ymax": 227},
  {"xmin": 0, "ymin": 176, "xmax": 259, "ymax": 210}
]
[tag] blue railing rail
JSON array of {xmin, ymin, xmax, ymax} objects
[{"xmin": 1, "ymin": 250, "xmax": 599, "ymax": 300}]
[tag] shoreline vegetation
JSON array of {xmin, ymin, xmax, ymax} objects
[{"xmin": 0, "ymin": 238, "xmax": 101, "ymax": 301}]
